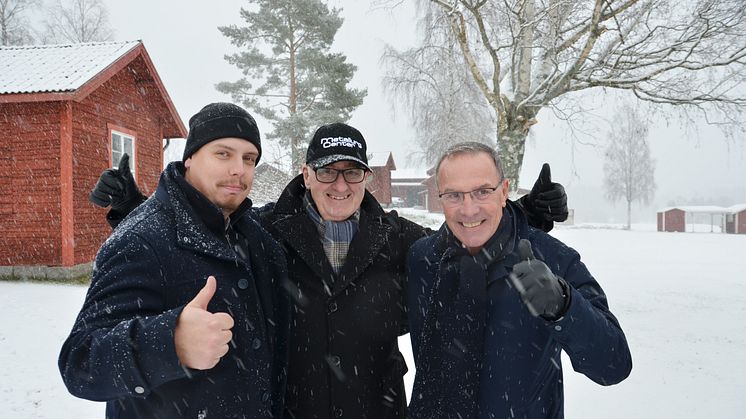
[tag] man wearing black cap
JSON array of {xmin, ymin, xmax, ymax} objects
[
  {"xmin": 258, "ymin": 122, "xmax": 423, "ymax": 418},
  {"xmin": 90, "ymin": 120, "xmax": 568, "ymax": 418},
  {"xmin": 60, "ymin": 103, "xmax": 289, "ymax": 419}
]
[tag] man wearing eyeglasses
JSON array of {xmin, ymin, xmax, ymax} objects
[
  {"xmin": 406, "ymin": 142, "xmax": 632, "ymax": 419},
  {"xmin": 89, "ymin": 122, "xmax": 569, "ymax": 418}
]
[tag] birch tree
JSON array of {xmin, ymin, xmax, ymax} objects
[
  {"xmin": 41, "ymin": 0, "xmax": 113, "ymax": 43},
  {"xmin": 381, "ymin": 6, "xmax": 493, "ymax": 165},
  {"xmin": 603, "ymin": 103, "xmax": 656, "ymax": 229},
  {"xmin": 383, "ymin": 0, "xmax": 746, "ymax": 188},
  {"xmin": 0, "ymin": 0, "xmax": 37, "ymax": 45}
]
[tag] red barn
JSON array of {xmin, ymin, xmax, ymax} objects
[
  {"xmin": 366, "ymin": 151, "xmax": 396, "ymax": 205},
  {"xmin": 0, "ymin": 41, "xmax": 186, "ymax": 280}
]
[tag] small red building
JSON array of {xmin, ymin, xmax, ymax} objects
[
  {"xmin": 657, "ymin": 205, "xmax": 746, "ymax": 234},
  {"xmin": 0, "ymin": 41, "xmax": 186, "ymax": 279},
  {"xmin": 725, "ymin": 204, "xmax": 746, "ymax": 234},
  {"xmin": 366, "ymin": 152, "xmax": 396, "ymax": 205},
  {"xmin": 657, "ymin": 208, "xmax": 686, "ymax": 232}
]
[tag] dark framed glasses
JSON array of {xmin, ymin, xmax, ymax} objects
[{"xmin": 314, "ymin": 167, "xmax": 367, "ymax": 184}]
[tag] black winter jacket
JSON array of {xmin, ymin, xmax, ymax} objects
[
  {"xmin": 259, "ymin": 175, "xmax": 428, "ymax": 419},
  {"xmin": 59, "ymin": 162, "xmax": 290, "ymax": 419}
]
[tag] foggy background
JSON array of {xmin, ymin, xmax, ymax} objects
[{"xmin": 91, "ymin": 0, "xmax": 746, "ymax": 223}]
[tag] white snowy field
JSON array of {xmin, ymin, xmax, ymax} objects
[{"xmin": 1, "ymin": 223, "xmax": 745, "ymax": 418}]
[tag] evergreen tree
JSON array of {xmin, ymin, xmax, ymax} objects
[{"xmin": 217, "ymin": 0, "xmax": 366, "ymax": 173}]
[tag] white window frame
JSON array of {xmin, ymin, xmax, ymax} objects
[{"xmin": 111, "ymin": 130, "xmax": 137, "ymax": 180}]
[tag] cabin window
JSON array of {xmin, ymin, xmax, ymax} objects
[{"xmin": 111, "ymin": 130, "xmax": 136, "ymax": 180}]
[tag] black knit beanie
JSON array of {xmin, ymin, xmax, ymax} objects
[{"xmin": 182, "ymin": 102, "xmax": 261, "ymax": 163}]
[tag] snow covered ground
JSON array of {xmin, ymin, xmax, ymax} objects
[{"xmin": 2, "ymin": 221, "xmax": 745, "ymax": 418}]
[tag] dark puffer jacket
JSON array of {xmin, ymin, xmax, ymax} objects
[{"xmin": 59, "ymin": 162, "xmax": 290, "ymax": 419}]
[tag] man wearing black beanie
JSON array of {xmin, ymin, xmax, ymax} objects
[
  {"xmin": 61, "ymin": 103, "xmax": 289, "ymax": 419},
  {"xmin": 182, "ymin": 102, "xmax": 262, "ymax": 162}
]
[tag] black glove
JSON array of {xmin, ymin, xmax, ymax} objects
[
  {"xmin": 89, "ymin": 154, "xmax": 146, "ymax": 213},
  {"xmin": 518, "ymin": 163, "xmax": 568, "ymax": 232},
  {"xmin": 509, "ymin": 239, "xmax": 568, "ymax": 320}
]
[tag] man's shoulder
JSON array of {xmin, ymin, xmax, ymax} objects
[
  {"xmin": 408, "ymin": 226, "xmax": 446, "ymax": 261},
  {"xmin": 109, "ymin": 198, "xmax": 172, "ymax": 242},
  {"xmin": 237, "ymin": 210, "xmax": 286, "ymax": 255}
]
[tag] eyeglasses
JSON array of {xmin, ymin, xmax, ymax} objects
[
  {"xmin": 314, "ymin": 167, "xmax": 367, "ymax": 184},
  {"xmin": 438, "ymin": 185, "xmax": 502, "ymax": 207}
]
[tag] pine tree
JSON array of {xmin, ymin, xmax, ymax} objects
[{"xmin": 217, "ymin": 0, "xmax": 366, "ymax": 173}]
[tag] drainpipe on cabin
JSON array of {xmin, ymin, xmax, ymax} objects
[{"xmin": 163, "ymin": 138, "xmax": 171, "ymax": 170}]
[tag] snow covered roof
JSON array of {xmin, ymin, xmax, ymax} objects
[
  {"xmin": 0, "ymin": 41, "xmax": 141, "ymax": 94},
  {"xmin": 726, "ymin": 203, "xmax": 746, "ymax": 213},
  {"xmin": 392, "ymin": 167, "xmax": 428, "ymax": 180},
  {"xmin": 251, "ymin": 163, "xmax": 293, "ymax": 204},
  {"xmin": 657, "ymin": 205, "xmax": 746, "ymax": 214},
  {"xmin": 391, "ymin": 181, "xmax": 425, "ymax": 187},
  {"xmin": 368, "ymin": 151, "xmax": 395, "ymax": 168}
]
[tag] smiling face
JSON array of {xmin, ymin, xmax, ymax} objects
[
  {"xmin": 184, "ymin": 137, "xmax": 258, "ymax": 218},
  {"xmin": 437, "ymin": 151, "xmax": 509, "ymax": 255},
  {"xmin": 302, "ymin": 160, "xmax": 370, "ymax": 221}
]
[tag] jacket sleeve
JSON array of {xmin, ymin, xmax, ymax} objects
[
  {"xmin": 58, "ymin": 230, "xmax": 190, "ymax": 401},
  {"xmin": 405, "ymin": 236, "xmax": 442, "ymax": 363},
  {"xmin": 105, "ymin": 195, "xmax": 148, "ymax": 229},
  {"xmin": 536, "ymin": 234, "xmax": 632, "ymax": 385},
  {"xmin": 388, "ymin": 212, "xmax": 430, "ymax": 335}
]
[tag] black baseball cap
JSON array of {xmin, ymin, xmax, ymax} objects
[{"xmin": 305, "ymin": 122, "xmax": 370, "ymax": 170}]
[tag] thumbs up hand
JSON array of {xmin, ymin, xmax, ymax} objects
[
  {"xmin": 518, "ymin": 163, "xmax": 569, "ymax": 232},
  {"xmin": 89, "ymin": 153, "xmax": 146, "ymax": 213},
  {"xmin": 174, "ymin": 276, "xmax": 234, "ymax": 370},
  {"xmin": 509, "ymin": 240, "xmax": 568, "ymax": 320}
]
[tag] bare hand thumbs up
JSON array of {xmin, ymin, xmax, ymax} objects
[
  {"xmin": 187, "ymin": 274, "xmax": 217, "ymax": 310},
  {"xmin": 175, "ymin": 276, "xmax": 234, "ymax": 370}
]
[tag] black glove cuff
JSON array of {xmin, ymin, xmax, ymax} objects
[
  {"xmin": 517, "ymin": 195, "xmax": 554, "ymax": 232},
  {"xmin": 543, "ymin": 277, "xmax": 571, "ymax": 322},
  {"xmin": 110, "ymin": 192, "xmax": 147, "ymax": 215}
]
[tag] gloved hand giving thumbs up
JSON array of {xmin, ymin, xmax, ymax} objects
[
  {"xmin": 518, "ymin": 163, "xmax": 569, "ymax": 232},
  {"xmin": 174, "ymin": 276, "xmax": 234, "ymax": 370},
  {"xmin": 509, "ymin": 239, "xmax": 569, "ymax": 320},
  {"xmin": 89, "ymin": 153, "xmax": 146, "ymax": 214}
]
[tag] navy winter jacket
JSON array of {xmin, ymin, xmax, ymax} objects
[
  {"xmin": 59, "ymin": 162, "xmax": 290, "ymax": 419},
  {"xmin": 407, "ymin": 204, "xmax": 632, "ymax": 418}
]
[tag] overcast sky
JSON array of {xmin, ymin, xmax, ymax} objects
[{"xmin": 99, "ymin": 0, "xmax": 746, "ymax": 223}]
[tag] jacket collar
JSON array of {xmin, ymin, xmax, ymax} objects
[
  {"xmin": 154, "ymin": 162, "xmax": 252, "ymax": 264},
  {"xmin": 270, "ymin": 175, "xmax": 393, "ymax": 297}
]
